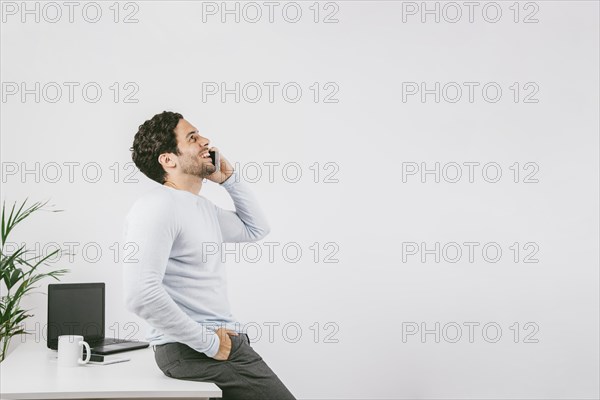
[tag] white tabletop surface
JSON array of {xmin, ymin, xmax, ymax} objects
[{"xmin": 0, "ymin": 340, "xmax": 221, "ymax": 399}]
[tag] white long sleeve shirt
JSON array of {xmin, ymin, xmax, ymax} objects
[{"xmin": 122, "ymin": 169, "xmax": 270, "ymax": 358}]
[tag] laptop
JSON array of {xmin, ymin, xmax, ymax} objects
[{"xmin": 47, "ymin": 282, "xmax": 149, "ymax": 355}]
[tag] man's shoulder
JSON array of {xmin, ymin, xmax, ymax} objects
[{"xmin": 128, "ymin": 186, "xmax": 174, "ymax": 215}]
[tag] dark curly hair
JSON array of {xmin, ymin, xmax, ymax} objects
[{"xmin": 131, "ymin": 111, "xmax": 183, "ymax": 184}]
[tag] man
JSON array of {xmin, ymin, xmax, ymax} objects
[{"xmin": 123, "ymin": 111, "xmax": 295, "ymax": 400}]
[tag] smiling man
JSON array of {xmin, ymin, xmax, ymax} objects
[{"xmin": 122, "ymin": 111, "xmax": 295, "ymax": 400}]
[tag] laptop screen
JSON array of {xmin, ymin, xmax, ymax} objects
[{"xmin": 47, "ymin": 283, "xmax": 105, "ymax": 349}]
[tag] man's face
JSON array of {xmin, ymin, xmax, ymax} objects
[{"xmin": 171, "ymin": 118, "xmax": 216, "ymax": 178}]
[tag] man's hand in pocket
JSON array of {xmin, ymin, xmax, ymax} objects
[{"xmin": 212, "ymin": 327, "xmax": 239, "ymax": 361}]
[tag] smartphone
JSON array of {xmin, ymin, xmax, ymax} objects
[
  {"xmin": 88, "ymin": 354, "xmax": 131, "ymax": 365},
  {"xmin": 209, "ymin": 150, "xmax": 221, "ymax": 173}
]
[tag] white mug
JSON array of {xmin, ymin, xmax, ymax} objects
[{"xmin": 57, "ymin": 335, "xmax": 91, "ymax": 367}]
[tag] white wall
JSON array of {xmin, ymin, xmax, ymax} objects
[{"xmin": 1, "ymin": 1, "xmax": 598, "ymax": 399}]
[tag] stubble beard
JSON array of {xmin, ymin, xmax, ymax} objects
[{"xmin": 180, "ymin": 153, "xmax": 216, "ymax": 179}]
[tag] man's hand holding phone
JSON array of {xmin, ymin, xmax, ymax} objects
[
  {"xmin": 212, "ymin": 327, "xmax": 239, "ymax": 361},
  {"xmin": 206, "ymin": 147, "xmax": 234, "ymax": 184}
]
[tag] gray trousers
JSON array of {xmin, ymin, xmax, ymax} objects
[{"xmin": 154, "ymin": 333, "xmax": 296, "ymax": 400}]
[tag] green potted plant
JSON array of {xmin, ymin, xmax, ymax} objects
[{"xmin": 0, "ymin": 199, "xmax": 69, "ymax": 362}]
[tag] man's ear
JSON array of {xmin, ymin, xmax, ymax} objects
[{"xmin": 158, "ymin": 153, "xmax": 177, "ymax": 169}]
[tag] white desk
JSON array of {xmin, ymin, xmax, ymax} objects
[{"xmin": 0, "ymin": 341, "xmax": 221, "ymax": 399}]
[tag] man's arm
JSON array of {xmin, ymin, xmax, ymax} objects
[
  {"xmin": 216, "ymin": 168, "xmax": 271, "ymax": 242},
  {"xmin": 122, "ymin": 195, "xmax": 221, "ymax": 357}
]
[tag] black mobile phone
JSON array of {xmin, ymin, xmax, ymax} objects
[
  {"xmin": 209, "ymin": 150, "xmax": 221, "ymax": 172},
  {"xmin": 88, "ymin": 353, "xmax": 131, "ymax": 365},
  {"xmin": 90, "ymin": 354, "xmax": 105, "ymax": 362}
]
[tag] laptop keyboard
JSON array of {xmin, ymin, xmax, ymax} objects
[{"xmin": 89, "ymin": 338, "xmax": 132, "ymax": 347}]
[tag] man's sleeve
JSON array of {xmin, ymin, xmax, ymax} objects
[
  {"xmin": 122, "ymin": 195, "xmax": 221, "ymax": 357},
  {"xmin": 216, "ymin": 169, "xmax": 271, "ymax": 243}
]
